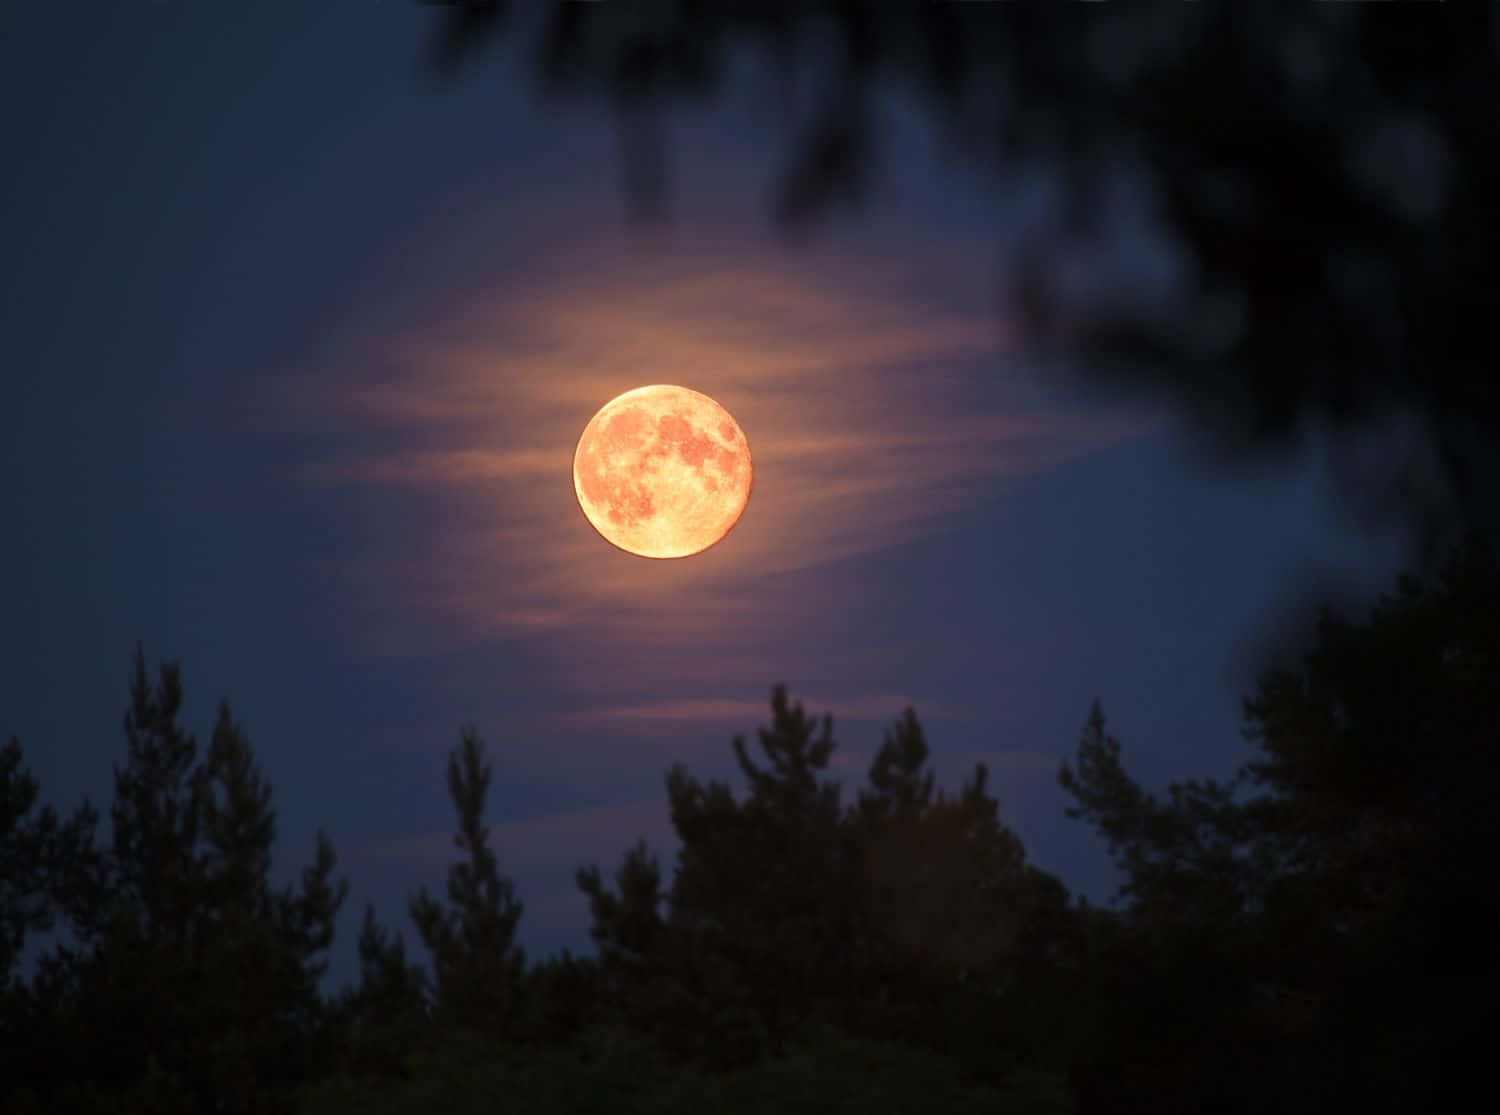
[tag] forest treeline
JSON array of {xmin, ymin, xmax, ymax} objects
[{"xmin": 1, "ymin": 538, "xmax": 1495, "ymax": 1114}]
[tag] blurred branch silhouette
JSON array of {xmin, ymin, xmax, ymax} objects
[{"xmin": 422, "ymin": 1, "xmax": 1500, "ymax": 565}]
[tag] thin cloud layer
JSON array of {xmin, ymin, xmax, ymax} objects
[
  {"xmin": 306, "ymin": 236, "xmax": 1146, "ymax": 671},
  {"xmin": 582, "ymin": 692, "xmax": 966, "ymax": 726}
]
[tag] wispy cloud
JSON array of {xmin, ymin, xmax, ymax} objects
[
  {"xmin": 300, "ymin": 236, "xmax": 1147, "ymax": 659},
  {"xmin": 582, "ymin": 692, "xmax": 965, "ymax": 727}
]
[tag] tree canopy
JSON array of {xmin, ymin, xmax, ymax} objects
[{"xmin": 2, "ymin": 541, "xmax": 1493, "ymax": 1111}]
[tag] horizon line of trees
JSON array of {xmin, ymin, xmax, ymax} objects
[{"xmin": 2, "ymin": 536, "xmax": 1495, "ymax": 1113}]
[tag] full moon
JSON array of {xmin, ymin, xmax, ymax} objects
[{"xmin": 573, "ymin": 385, "xmax": 753, "ymax": 559}]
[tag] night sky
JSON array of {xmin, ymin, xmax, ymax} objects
[{"xmin": 2, "ymin": 6, "xmax": 1409, "ymax": 989}]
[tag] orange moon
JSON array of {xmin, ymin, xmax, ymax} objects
[{"xmin": 573, "ymin": 385, "xmax": 753, "ymax": 559}]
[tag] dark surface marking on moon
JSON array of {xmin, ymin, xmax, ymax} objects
[
  {"xmin": 579, "ymin": 405, "xmax": 663, "ymax": 529},
  {"xmin": 577, "ymin": 388, "xmax": 750, "ymax": 553},
  {"xmin": 658, "ymin": 410, "xmax": 716, "ymax": 469}
]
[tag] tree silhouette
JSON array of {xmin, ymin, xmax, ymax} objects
[
  {"xmin": 666, "ymin": 685, "xmax": 850, "ymax": 1055},
  {"xmin": 570, "ymin": 685, "xmax": 1076, "ymax": 1087},
  {"xmin": 187, "ymin": 702, "xmax": 348, "ymax": 1105},
  {"xmin": 111, "ymin": 648, "xmax": 202, "ymax": 952},
  {"xmin": 575, "ymin": 838, "xmax": 671, "ymax": 1036},
  {"xmin": 1060, "ymin": 536, "xmax": 1500, "ymax": 1114},
  {"xmin": 4, "ymin": 651, "xmax": 1101, "ymax": 1111},
  {"xmin": 1239, "ymin": 536, "xmax": 1500, "ymax": 1113},
  {"xmin": 334, "ymin": 904, "xmax": 431, "ymax": 1079},
  {"xmin": 849, "ymin": 706, "xmax": 1072, "ymax": 1080},
  {"xmin": 1060, "ymin": 701, "xmax": 1261, "ymax": 934},
  {"xmin": 3, "ymin": 648, "xmax": 349, "ymax": 1113},
  {"xmin": 1059, "ymin": 703, "xmax": 1264, "ymax": 1115},
  {"xmin": 0, "ymin": 738, "xmax": 99, "ymax": 989},
  {"xmin": 514, "ymin": 946, "xmax": 599, "ymax": 1046},
  {"xmin": 410, "ymin": 725, "xmax": 525, "ymax": 1039},
  {"xmin": 857, "ymin": 713, "xmax": 1033, "ymax": 979},
  {"xmin": 0, "ymin": 737, "xmax": 103, "ymax": 1114},
  {"xmin": 578, "ymin": 839, "xmax": 668, "ymax": 986},
  {"xmin": 5, "ymin": 582, "xmax": 1488, "ymax": 1112}
]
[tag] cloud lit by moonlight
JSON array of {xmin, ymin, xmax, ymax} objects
[
  {"xmin": 573, "ymin": 385, "xmax": 753, "ymax": 558},
  {"xmin": 306, "ymin": 243, "xmax": 1156, "ymax": 649}
]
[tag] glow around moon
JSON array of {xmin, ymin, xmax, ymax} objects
[{"xmin": 573, "ymin": 385, "xmax": 753, "ymax": 559}]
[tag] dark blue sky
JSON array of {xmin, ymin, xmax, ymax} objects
[{"xmin": 1, "ymin": 5, "xmax": 1407, "ymax": 990}]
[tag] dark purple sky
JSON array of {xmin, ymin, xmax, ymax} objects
[{"xmin": 1, "ymin": 5, "xmax": 1407, "ymax": 990}]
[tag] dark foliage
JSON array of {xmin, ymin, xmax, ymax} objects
[
  {"xmin": 2, "ymin": 541, "xmax": 1492, "ymax": 1109},
  {"xmin": 564, "ymin": 684, "xmax": 1084, "ymax": 1095},
  {"xmin": 1060, "ymin": 537, "xmax": 1500, "ymax": 1114},
  {"xmin": 2, "ymin": 648, "xmax": 347, "ymax": 1113},
  {"xmin": 409, "ymin": 726, "xmax": 526, "ymax": 1039}
]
